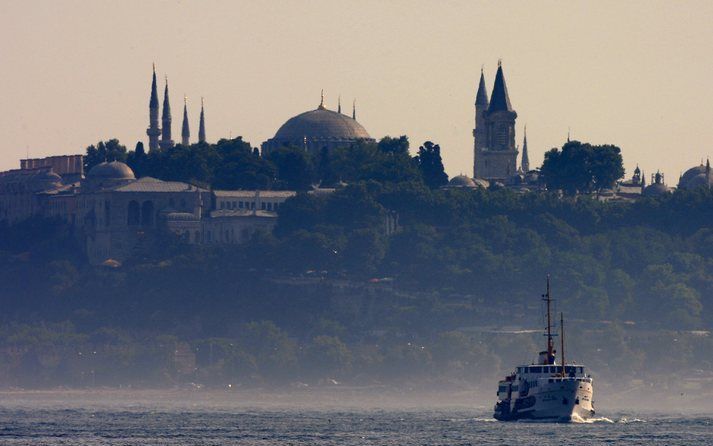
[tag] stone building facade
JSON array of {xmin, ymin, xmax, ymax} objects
[{"xmin": 0, "ymin": 155, "xmax": 300, "ymax": 265}]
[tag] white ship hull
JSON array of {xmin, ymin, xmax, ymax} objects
[{"xmin": 510, "ymin": 379, "xmax": 594, "ymax": 421}]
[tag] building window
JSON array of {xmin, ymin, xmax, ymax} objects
[
  {"xmin": 267, "ymin": 202, "xmax": 273, "ymax": 211},
  {"xmin": 239, "ymin": 201, "xmax": 244, "ymax": 209},
  {"xmin": 261, "ymin": 202, "xmax": 266, "ymax": 210},
  {"xmin": 141, "ymin": 201, "xmax": 154, "ymax": 227},
  {"xmin": 127, "ymin": 200, "xmax": 140, "ymax": 226},
  {"xmin": 104, "ymin": 200, "xmax": 111, "ymax": 227}
]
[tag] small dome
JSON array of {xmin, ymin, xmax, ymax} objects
[
  {"xmin": 273, "ymin": 107, "xmax": 371, "ymax": 142},
  {"xmin": 87, "ymin": 161, "xmax": 135, "ymax": 180},
  {"xmin": 679, "ymin": 164, "xmax": 707, "ymax": 188},
  {"xmin": 448, "ymin": 175, "xmax": 477, "ymax": 188},
  {"xmin": 643, "ymin": 183, "xmax": 669, "ymax": 196},
  {"xmin": 684, "ymin": 173, "xmax": 713, "ymax": 190}
]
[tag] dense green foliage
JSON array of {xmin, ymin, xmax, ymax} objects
[
  {"xmin": 112, "ymin": 135, "xmax": 434, "ymax": 191},
  {"xmin": 1, "ymin": 186, "xmax": 712, "ymax": 388},
  {"xmin": 541, "ymin": 140, "xmax": 625, "ymax": 193}
]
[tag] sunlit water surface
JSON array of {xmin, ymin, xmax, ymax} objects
[{"xmin": 0, "ymin": 405, "xmax": 710, "ymax": 445}]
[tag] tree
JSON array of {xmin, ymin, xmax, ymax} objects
[
  {"xmin": 378, "ymin": 135, "xmax": 410, "ymax": 155},
  {"xmin": 415, "ymin": 141, "xmax": 448, "ymax": 189},
  {"xmin": 126, "ymin": 142, "xmax": 147, "ymax": 178},
  {"xmin": 84, "ymin": 139, "xmax": 128, "ymax": 171},
  {"xmin": 266, "ymin": 147, "xmax": 316, "ymax": 191},
  {"xmin": 540, "ymin": 141, "xmax": 624, "ymax": 194}
]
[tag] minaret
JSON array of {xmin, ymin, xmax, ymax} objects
[
  {"xmin": 473, "ymin": 68, "xmax": 489, "ymax": 178},
  {"xmin": 338, "ymin": 95, "xmax": 342, "ymax": 114},
  {"xmin": 146, "ymin": 64, "xmax": 161, "ymax": 151},
  {"xmin": 352, "ymin": 99, "xmax": 356, "ymax": 120},
  {"xmin": 181, "ymin": 95, "xmax": 190, "ymax": 146},
  {"xmin": 198, "ymin": 97, "xmax": 206, "ymax": 143},
  {"xmin": 521, "ymin": 125, "xmax": 530, "ymax": 173},
  {"xmin": 159, "ymin": 76, "xmax": 174, "ymax": 149}
]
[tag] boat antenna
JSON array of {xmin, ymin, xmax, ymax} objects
[
  {"xmin": 543, "ymin": 275, "xmax": 554, "ymax": 364},
  {"xmin": 560, "ymin": 312, "xmax": 566, "ymax": 377}
]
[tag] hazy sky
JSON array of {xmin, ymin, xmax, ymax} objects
[{"xmin": 2, "ymin": 0, "xmax": 713, "ymax": 181}]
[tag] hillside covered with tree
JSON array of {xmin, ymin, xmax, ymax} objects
[{"xmin": 0, "ymin": 136, "xmax": 711, "ymax": 393}]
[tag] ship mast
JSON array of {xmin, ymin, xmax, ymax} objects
[
  {"xmin": 544, "ymin": 275, "xmax": 554, "ymax": 364},
  {"xmin": 560, "ymin": 312, "xmax": 566, "ymax": 377}
]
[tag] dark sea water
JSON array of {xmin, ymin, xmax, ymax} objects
[{"xmin": 0, "ymin": 406, "xmax": 711, "ymax": 446}]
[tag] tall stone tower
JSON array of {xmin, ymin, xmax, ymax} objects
[
  {"xmin": 146, "ymin": 65, "xmax": 161, "ymax": 151},
  {"xmin": 159, "ymin": 77, "xmax": 175, "ymax": 149},
  {"xmin": 198, "ymin": 97, "xmax": 206, "ymax": 143},
  {"xmin": 181, "ymin": 96, "xmax": 190, "ymax": 146},
  {"xmin": 473, "ymin": 61, "xmax": 518, "ymax": 180}
]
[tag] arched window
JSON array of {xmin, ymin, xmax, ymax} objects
[
  {"xmin": 127, "ymin": 201, "xmax": 140, "ymax": 226},
  {"xmin": 104, "ymin": 200, "xmax": 111, "ymax": 227},
  {"xmin": 141, "ymin": 201, "xmax": 154, "ymax": 226}
]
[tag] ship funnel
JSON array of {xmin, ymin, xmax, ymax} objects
[{"xmin": 538, "ymin": 350, "xmax": 556, "ymax": 365}]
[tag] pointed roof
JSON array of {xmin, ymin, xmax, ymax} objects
[
  {"xmin": 198, "ymin": 97, "xmax": 206, "ymax": 143},
  {"xmin": 182, "ymin": 97, "xmax": 190, "ymax": 139},
  {"xmin": 487, "ymin": 62, "xmax": 513, "ymax": 113},
  {"xmin": 521, "ymin": 125, "xmax": 530, "ymax": 171},
  {"xmin": 149, "ymin": 64, "xmax": 159, "ymax": 108},
  {"xmin": 475, "ymin": 68, "xmax": 489, "ymax": 106},
  {"xmin": 162, "ymin": 78, "xmax": 171, "ymax": 120}
]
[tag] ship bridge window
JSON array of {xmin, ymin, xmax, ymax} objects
[
  {"xmin": 498, "ymin": 385, "xmax": 508, "ymax": 393},
  {"xmin": 531, "ymin": 366, "xmax": 542, "ymax": 373}
]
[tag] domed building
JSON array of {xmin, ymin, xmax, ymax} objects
[
  {"xmin": 261, "ymin": 94, "xmax": 374, "ymax": 155},
  {"xmin": 643, "ymin": 171, "xmax": 671, "ymax": 197},
  {"xmin": 444, "ymin": 175, "xmax": 478, "ymax": 189},
  {"xmin": 84, "ymin": 161, "xmax": 136, "ymax": 191},
  {"xmin": 442, "ymin": 175, "xmax": 489, "ymax": 189},
  {"xmin": 678, "ymin": 160, "xmax": 713, "ymax": 190}
]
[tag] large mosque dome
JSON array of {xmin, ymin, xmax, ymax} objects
[
  {"xmin": 678, "ymin": 162, "xmax": 712, "ymax": 190},
  {"xmin": 261, "ymin": 96, "xmax": 374, "ymax": 155},
  {"xmin": 274, "ymin": 108, "xmax": 371, "ymax": 141}
]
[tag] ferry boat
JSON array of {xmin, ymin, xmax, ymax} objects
[{"xmin": 493, "ymin": 277, "xmax": 595, "ymax": 422}]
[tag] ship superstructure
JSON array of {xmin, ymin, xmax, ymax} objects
[{"xmin": 493, "ymin": 277, "xmax": 595, "ymax": 422}]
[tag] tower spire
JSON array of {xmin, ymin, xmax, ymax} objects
[
  {"xmin": 352, "ymin": 99, "xmax": 356, "ymax": 120},
  {"xmin": 198, "ymin": 97, "xmax": 206, "ymax": 144},
  {"xmin": 181, "ymin": 95, "xmax": 190, "ymax": 146},
  {"xmin": 487, "ymin": 61, "xmax": 513, "ymax": 112},
  {"xmin": 146, "ymin": 64, "xmax": 161, "ymax": 151},
  {"xmin": 160, "ymin": 76, "xmax": 174, "ymax": 149},
  {"xmin": 521, "ymin": 125, "xmax": 530, "ymax": 172},
  {"xmin": 318, "ymin": 89, "xmax": 325, "ymax": 109},
  {"xmin": 475, "ymin": 67, "xmax": 489, "ymax": 107},
  {"xmin": 338, "ymin": 95, "xmax": 342, "ymax": 114}
]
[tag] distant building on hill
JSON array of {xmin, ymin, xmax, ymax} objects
[
  {"xmin": 261, "ymin": 92, "xmax": 374, "ymax": 156},
  {"xmin": 0, "ymin": 155, "xmax": 299, "ymax": 265}
]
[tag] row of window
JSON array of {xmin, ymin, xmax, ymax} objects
[
  {"xmin": 518, "ymin": 366, "xmax": 584, "ymax": 374},
  {"xmin": 219, "ymin": 200, "xmax": 281, "ymax": 211}
]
